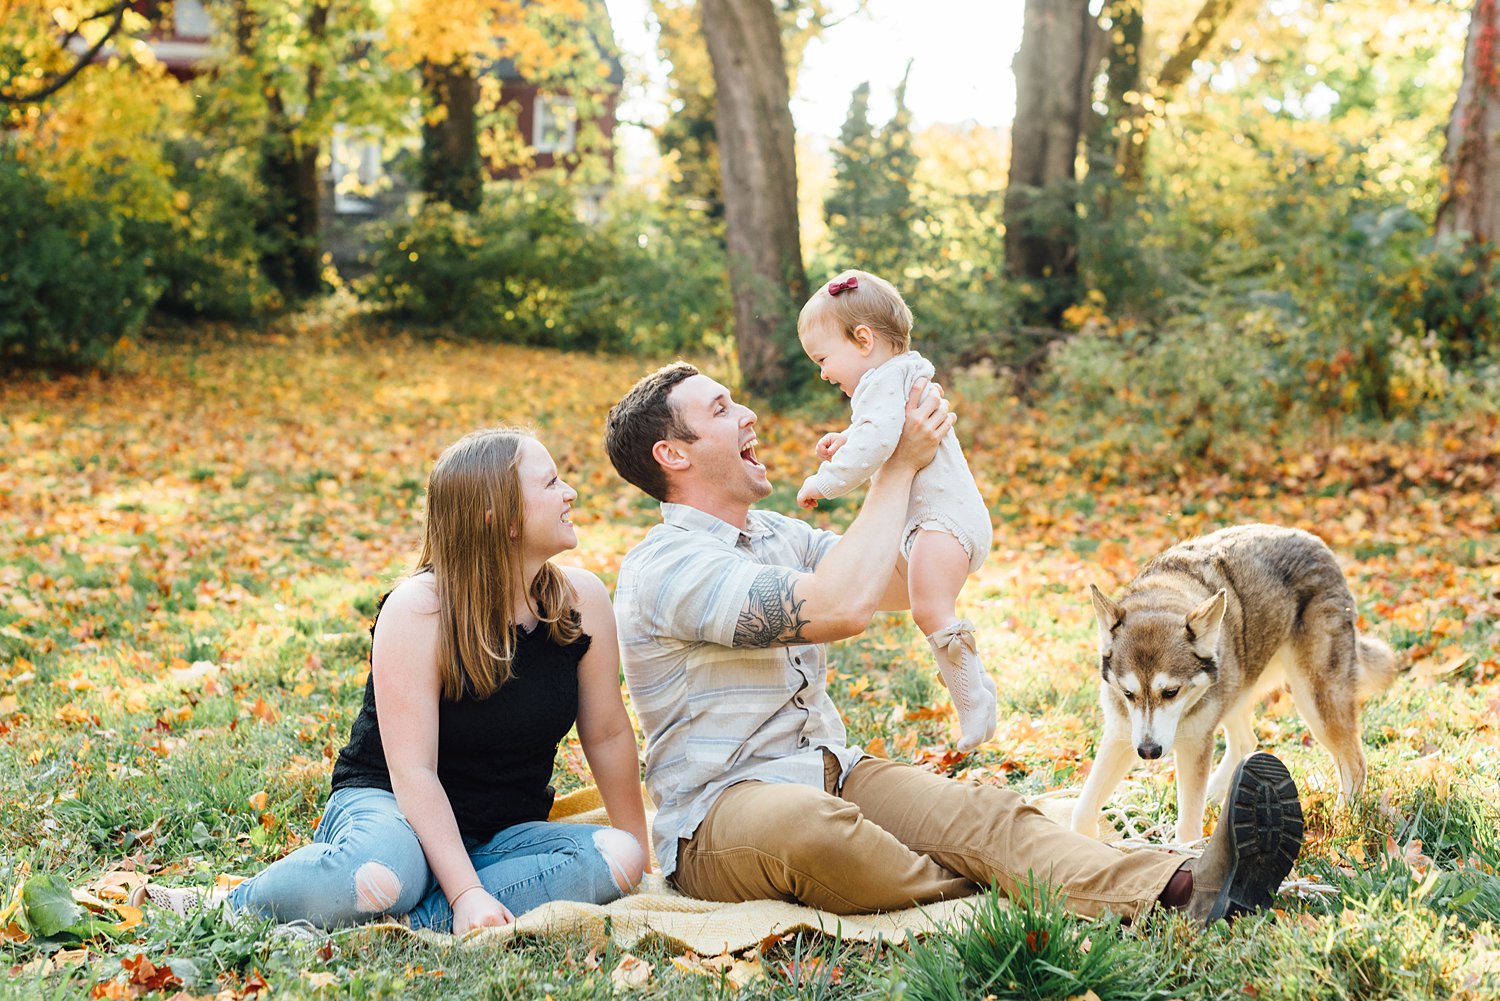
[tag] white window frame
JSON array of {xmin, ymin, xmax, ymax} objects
[{"xmin": 532, "ymin": 94, "xmax": 577, "ymax": 155}]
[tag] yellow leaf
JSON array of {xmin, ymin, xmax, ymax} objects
[{"xmin": 111, "ymin": 904, "xmax": 143, "ymax": 932}]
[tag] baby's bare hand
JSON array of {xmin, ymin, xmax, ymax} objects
[{"xmin": 815, "ymin": 433, "xmax": 847, "ymax": 461}]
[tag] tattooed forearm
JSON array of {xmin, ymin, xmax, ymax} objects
[{"xmin": 733, "ymin": 570, "xmax": 811, "ymax": 648}]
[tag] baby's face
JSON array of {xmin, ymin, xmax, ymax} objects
[{"xmin": 800, "ymin": 319, "xmax": 883, "ymax": 396}]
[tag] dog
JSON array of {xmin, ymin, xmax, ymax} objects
[{"xmin": 1071, "ymin": 524, "xmax": 1400, "ymax": 844}]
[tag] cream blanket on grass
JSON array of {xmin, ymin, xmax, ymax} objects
[{"xmin": 346, "ymin": 784, "xmax": 1090, "ymax": 955}]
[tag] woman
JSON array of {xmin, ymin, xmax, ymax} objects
[{"xmin": 134, "ymin": 428, "xmax": 648, "ymax": 934}]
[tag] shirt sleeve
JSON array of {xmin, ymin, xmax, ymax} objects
[
  {"xmin": 763, "ymin": 510, "xmax": 839, "ymax": 571},
  {"xmin": 628, "ymin": 538, "xmax": 799, "ymax": 649},
  {"xmin": 804, "ymin": 365, "xmax": 908, "ymax": 498}
]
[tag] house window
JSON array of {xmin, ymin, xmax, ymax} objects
[
  {"xmin": 533, "ymin": 95, "xmax": 577, "ymax": 155},
  {"xmin": 173, "ymin": 0, "xmax": 214, "ymax": 39},
  {"xmin": 330, "ymin": 125, "xmax": 383, "ymax": 215}
]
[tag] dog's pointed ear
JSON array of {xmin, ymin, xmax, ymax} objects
[
  {"xmin": 1089, "ymin": 584, "xmax": 1124, "ymax": 656},
  {"xmin": 1185, "ymin": 588, "xmax": 1228, "ymax": 659}
]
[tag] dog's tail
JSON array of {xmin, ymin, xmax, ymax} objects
[{"xmin": 1355, "ymin": 633, "xmax": 1402, "ymax": 700}]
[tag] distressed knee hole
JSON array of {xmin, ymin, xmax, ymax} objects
[
  {"xmin": 353, "ymin": 861, "xmax": 402, "ymax": 913},
  {"xmin": 593, "ymin": 828, "xmax": 645, "ymax": 892}
]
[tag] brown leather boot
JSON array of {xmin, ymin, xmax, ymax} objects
[{"xmin": 1184, "ymin": 752, "xmax": 1304, "ymax": 927}]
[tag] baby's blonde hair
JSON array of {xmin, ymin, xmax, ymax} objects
[{"xmin": 798, "ymin": 269, "xmax": 913, "ymax": 353}]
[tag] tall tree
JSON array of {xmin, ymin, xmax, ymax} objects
[
  {"xmin": 1112, "ymin": 0, "xmax": 1244, "ymax": 186},
  {"xmin": 652, "ymin": 1, "xmax": 854, "ymax": 230},
  {"xmin": 1437, "ymin": 0, "xmax": 1500, "ymax": 246},
  {"xmin": 209, "ymin": 0, "xmax": 390, "ymax": 300},
  {"xmin": 652, "ymin": 0, "xmax": 725, "ymax": 220},
  {"xmin": 700, "ymin": 0, "xmax": 808, "ymax": 396},
  {"xmin": 0, "ymin": 0, "xmax": 151, "ymax": 120},
  {"xmin": 388, "ymin": 0, "xmax": 612, "ymax": 209},
  {"xmin": 825, "ymin": 68, "xmax": 919, "ymax": 279},
  {"xmin": 1004, "ymin": 0, "xmax": 1101, "ymax": 323},
  {"xmin": 1086, "ymin": 0, "xmax": 1143, "ymax": 175}
]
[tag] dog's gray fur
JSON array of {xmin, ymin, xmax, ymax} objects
[{"xmin": 1072, "ymin": 524, "xmax": 1399, "ymax": 843}]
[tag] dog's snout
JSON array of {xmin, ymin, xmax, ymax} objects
[{"xmin": 1137, "ymin": 742, "xmax": 1163, "ymax": 760}]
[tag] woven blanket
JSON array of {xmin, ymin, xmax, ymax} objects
[{"xmin": 350, "ymin": 785, "xmax": 1094, "ymax": 954}]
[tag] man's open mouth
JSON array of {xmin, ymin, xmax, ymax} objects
[{"xmin": 741, "ymin": 439, "xmax": 763, "ymax": 468}]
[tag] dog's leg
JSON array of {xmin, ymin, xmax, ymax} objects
[
  {"xmin": 1206, "ymin": 707, "xmax": 1258, "ymax": 804},
  {"xmin": 1288, "ymin": 607, "xmax": 1368, "ymax": 801},
  {"xmin": 1174, "ymin": 735, "xmax": 1213, "ymax": 843},
  {"xmin": 1072, "ymin": 736, "xmax": 1136, "ymax": 839}
]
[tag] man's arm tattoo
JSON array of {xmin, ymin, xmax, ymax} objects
[{"xmin": 733, "ymin": 570, "xmax": 811, "ymax": 648}]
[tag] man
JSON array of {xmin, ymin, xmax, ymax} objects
[{"xmin": 604, "ymin": 362, "xmax": 1303, "ymax": 925}]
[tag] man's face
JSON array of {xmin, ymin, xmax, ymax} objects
[{"xmin": 665, "ymin": 374, "xmax": 771, "ymax": 506}]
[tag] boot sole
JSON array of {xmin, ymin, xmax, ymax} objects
[{"xmin": 1205, "ymin": 752, "xmax": 1304, "ymax": 923}]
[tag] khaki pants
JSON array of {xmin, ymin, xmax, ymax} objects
[{"xmin": 673, "ymin": 752, "xmax": 1184, "ymax": 920}]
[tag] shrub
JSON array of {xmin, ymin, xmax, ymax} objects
[
  {"xmin": 0, "ymin": 153, "xmax": 161, "ymax": 370},
  {"xmin": 149, "ymin": 142, "xmax": 282, "ymax": 320},
  {"xmin": 1043, "ymin": 309, "xmax": 1281, "ymax": 459},
  {"xmin": 358, "ymin": 185, "xmax": 731, "ymax": 355}
]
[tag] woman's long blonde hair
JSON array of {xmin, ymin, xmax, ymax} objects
[{"xmin": 417, "ymin": 427, "xmax": 582, "ymax": 701}]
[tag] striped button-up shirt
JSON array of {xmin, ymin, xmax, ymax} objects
[{"xmin": 614, "ymin": 502, "xmax": 866, "ymax": 876}]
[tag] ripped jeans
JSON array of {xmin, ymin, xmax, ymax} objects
[{"xmin": 227, "ymin": 786, "xmax": 628, "ymax": 931}]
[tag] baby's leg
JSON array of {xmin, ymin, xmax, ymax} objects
[{"xmin": 910, "ymin": 529, "xmax": 996, "ymax": 752}]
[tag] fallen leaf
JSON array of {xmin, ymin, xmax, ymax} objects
[{"xmin": 610, "ymin": 953, "xmax": 652, "ymax": 990}]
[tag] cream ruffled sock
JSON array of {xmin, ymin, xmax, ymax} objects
[{"xmin": 927, "ymin": 619, "xmax": 997, "ymax": 752}]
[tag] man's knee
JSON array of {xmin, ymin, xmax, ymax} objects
[{"xmin": 592, "ymin": 828, "xmax": 645, "ymax": 893}]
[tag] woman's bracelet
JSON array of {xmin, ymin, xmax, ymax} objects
[{"xmin": 447, "ymin": 882, "xmax": 486, "ymax": 907}]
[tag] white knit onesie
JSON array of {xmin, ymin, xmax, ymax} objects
[{"xmin": 801, "ymin": 351, "xmax": 992, "ymax": 573}]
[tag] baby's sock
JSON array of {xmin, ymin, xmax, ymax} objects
[{"xmin": 927, "ymin": 619, "xmax": 997, "ymax": 752}]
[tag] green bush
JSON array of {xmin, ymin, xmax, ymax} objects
[
  {"xmin": 357, "ymin": 185, "xmax": 731, "ymax": 355},
  {"xmin": 149, "ymin": 142, "xmax": 282, "ymax": 320},
  {"xmin": 0, "ymin": 152, "xmax": 161, "ymax": 369}
]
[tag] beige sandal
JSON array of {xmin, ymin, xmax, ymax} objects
[{"xmin": 129, "ymin": 882, "xmax": 232, "ymax": 918}]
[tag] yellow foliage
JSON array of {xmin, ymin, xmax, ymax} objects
[
  {"xmin": 16, "ymin": 60, "xmax": 191, "ymax": 224},
  {"xmin": 386, "ymin": 0, "xmax": 585, "ymax": 72}
]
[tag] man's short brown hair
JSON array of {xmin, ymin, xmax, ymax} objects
[{"xmin": 605, "ymin": 362, "xmax": 700, "ymax": 501}]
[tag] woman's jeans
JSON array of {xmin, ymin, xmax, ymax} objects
[{"xmin": 227, "ymin": 786, "xmax": 626, "ymax": 931}]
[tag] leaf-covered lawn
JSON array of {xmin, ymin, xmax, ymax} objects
[{"xmin": 2, "ymin": 320, "xmax": 1498, "ymax": 998}]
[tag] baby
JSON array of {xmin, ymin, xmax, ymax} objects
[{"xmin": 795, "ymin": 269, "xmax": 997, "ymax": 752}]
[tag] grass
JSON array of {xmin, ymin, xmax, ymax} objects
[{"xmin": 1, "ymin": 316, "xmax": 1498, "ymax": 997}]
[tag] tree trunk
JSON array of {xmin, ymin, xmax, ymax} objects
[
  {"xmin": 1087, "ymin": 0, "xmax": 1142, "ymax": 175},
  {"xmin": 1116, "ymin": 0, "xmax": 1240, "ymax": 186},
  {"xmin": 1437, "ymin": 0, "xmax": 1500, "ymax": 246},
  {"xmin": 259, "ymin": 135, "xmax": 323, "ymax": 299},
  {"xmin": 700, "ymin": 0, "xmax": 807, "ymax": 398},
  {"xmin": 420, "ymin": 61, "xmax": 484, "ymax": 213},
  {"xmin": 1005, "ymin": 0, "xmax": 1100, "ymax": 323}
]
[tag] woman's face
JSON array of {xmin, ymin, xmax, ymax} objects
[{"xmin": 515, "ymin": 438, "xmax": 578, "ymax": 562}]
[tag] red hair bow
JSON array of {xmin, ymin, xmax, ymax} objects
[{"xmin": 827, "ymin": 275, "xmax": 859, "ymax": 296}]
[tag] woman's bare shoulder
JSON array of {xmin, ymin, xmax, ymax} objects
[{"xmin": 381, "ymin": 572, "xmax": 441, "ymax": 618}]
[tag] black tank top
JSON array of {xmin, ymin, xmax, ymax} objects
[{"xmin": 330, "ymin": 604, "xmax": 591, "ymax": 841}]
